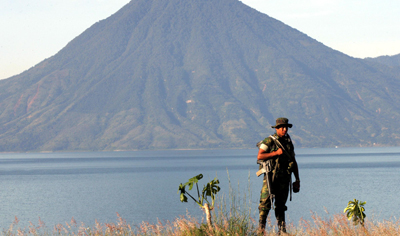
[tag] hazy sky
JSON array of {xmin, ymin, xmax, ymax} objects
[{"xmin": 1, "ymin": 0, "xmax": 399, "ymax": 80}]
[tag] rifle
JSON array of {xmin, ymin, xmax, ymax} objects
[
  {"xmin": 256, "ymin": 135, "xmax": 296, "ymax": 207},
  {"xmin": 256, "ymin": 142, "xmax": 275, "ymax": 209}
]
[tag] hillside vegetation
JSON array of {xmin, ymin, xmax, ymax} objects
[{"xmin": 1, "ymin": 0, "xmax": 400, "ymax": 152}]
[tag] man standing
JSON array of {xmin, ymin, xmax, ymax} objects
[{"xmin": 257, "ymin": 117, "xmax": 300, "ymax": 234}]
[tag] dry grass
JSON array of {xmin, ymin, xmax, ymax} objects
[{"xmin": 3, "ymin": 211, "xmax": 400, "ymax": 236}]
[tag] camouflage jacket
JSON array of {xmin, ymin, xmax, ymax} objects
[{"xmin": 259, "ymin": 133, "xmax": 295, "ymax": 181}]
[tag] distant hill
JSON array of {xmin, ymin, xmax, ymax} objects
[
  {"xmin": 1, "ymin": 0, "xmax": 400, "ymax": 152},
  {"xmin": 364, "ymin": 53, "xmax": 400, "ymax": 67}
]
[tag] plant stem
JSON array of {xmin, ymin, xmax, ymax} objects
[
  {"xmin": 204, "ymin": 203, "xmax": 213, "ymax": 229},
  {"xmin": 185, "ymin": 191, "xmax": 199, "ymax": 205}
]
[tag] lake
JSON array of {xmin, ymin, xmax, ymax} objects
[{"xmin": 0, "ymin": 147, "xmax": 399, "ymax": 229}]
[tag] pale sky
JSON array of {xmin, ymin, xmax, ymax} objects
[{"xmin": 1, "ymin": 0, "xmax": 399, "ymax": 80}]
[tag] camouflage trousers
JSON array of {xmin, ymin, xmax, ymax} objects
[{"xmin": 258, "ymin": 175, "xmax": 290, "ymax": 230}]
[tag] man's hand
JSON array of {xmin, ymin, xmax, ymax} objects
[
  {"xmin": 293, "ymin": 180, "xmax": 300, "ymax": 193},
  {"xmin": 275, "ymin": 148, "xmax": 283, "ymax": 156}
]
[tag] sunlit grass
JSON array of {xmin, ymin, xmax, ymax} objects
[{"xmin": 4, "ymin": 212, "xmax": 400, "ymax": 236}]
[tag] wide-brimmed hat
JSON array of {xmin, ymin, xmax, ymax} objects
[{"xmin": 271, "ymin": 117, "xmax": 293, "ymax": 128}]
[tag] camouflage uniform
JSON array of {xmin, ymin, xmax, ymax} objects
[{"xmin": 258, "ymin": 133, "xmax": 295, "ymax": 232}]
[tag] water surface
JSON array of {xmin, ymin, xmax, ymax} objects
[{"xmin": 0, "ymin": 147, "xmax": 399, "ymax": 228}]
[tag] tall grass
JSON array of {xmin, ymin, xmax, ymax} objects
[
  {"xmin": 210, "ymin": 169, "xmax": 258, "ymax": 235},
  {"xmin": 5, "ymin": 213, "xmax": 400, "ymax": 236},
  {"xmin": 6, "ymin": 213, "xmax": 400, "ymax": 236},
  {"xmin": 3, "ymin": 171, "xmax": 400, "ymax": 235}
]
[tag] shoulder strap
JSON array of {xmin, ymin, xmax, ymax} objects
[{"xmin": 269, "ymin": 135, "xmax": 293, "ymax": 161}]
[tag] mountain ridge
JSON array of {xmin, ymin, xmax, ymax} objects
[
  {"xmin": 364, "ymin": 53, "xmax": 400, "ymax": 67},
  {"xmin": 1, "ymin": 0, "xmax": 400, "ymax": 152}
]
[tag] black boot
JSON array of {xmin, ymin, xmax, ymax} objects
[
  {"xmin": 258, "ymin": 209, "xmax": 269, "ymax": 235},
  {"xmin": 277, "ymin": 221, "xmax": 286, "ymax": 235},
  {"xmin": 275, "ymin": 210, "xmax": 286, "ymax": 235},
  {"xmin": 258, "ymin": 215, "xmax": 267, "ymax": 234}
]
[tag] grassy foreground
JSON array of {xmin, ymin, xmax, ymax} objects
[{"xmin": 3, "ymin": 212, "xmax": 400, "ymax": 236}]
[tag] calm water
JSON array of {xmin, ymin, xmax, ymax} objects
[{"xmin": 0, "ymin": 147, "xmax": 399, "ymax": 228}]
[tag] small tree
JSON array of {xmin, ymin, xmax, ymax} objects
[
  {"xmin": 344, "ymin": 199, "xmax": 366, "ymax": 226},
  {"xmin": 178, "ymin": 174, "xmax": 220, "ymax": 228}
]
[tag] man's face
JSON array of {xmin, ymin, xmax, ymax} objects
[{"xmin": 276, "ymin": 126, "xmax": 288, "ymax": 137}]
